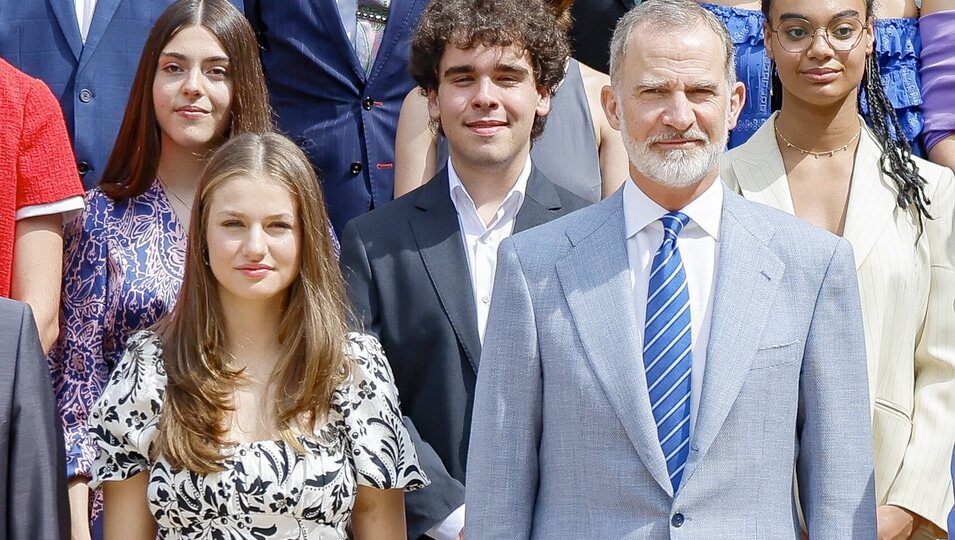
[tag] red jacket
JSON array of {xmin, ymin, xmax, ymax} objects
[{"xmin": 0, "ymin": 58, "xmax": 83, "ymax": 296}]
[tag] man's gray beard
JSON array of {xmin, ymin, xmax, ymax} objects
[{"xmin": 621, "ymin": 118, "xmax": 727, "ymax": 188}]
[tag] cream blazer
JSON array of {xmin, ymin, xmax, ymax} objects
[{"xmin": 721, "ymin": 113, "xmax": 955, "ymax": 534}]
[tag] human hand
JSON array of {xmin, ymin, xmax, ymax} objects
[
  {"xmin": 457, "ymin": 531, "xmax": 464, "ymax": 540},
  {"xmin": 877, "ymin": 505, "xmax": 916, "ymax": 540},
  {"xmin": 68, "ymin": 478, "xmax": 91, "ymax": 540}
]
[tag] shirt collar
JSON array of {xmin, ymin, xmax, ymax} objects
[
  {"xmin": 623, "ymin": 176, "xmax": 724, "ymax": 240},
  {"xmin": 448, "ymin": 156, "xmax": 531, "ymax": 225}
]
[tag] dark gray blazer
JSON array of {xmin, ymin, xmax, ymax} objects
[
  {"xmin": 0, "ymin": 298, "xmax": 69, "ymax": 539},
  {"xmin": 339, "ymin": 166, "xmax": 587, "ymax": 538}
]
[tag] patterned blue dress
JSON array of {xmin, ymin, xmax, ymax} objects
[
  {"xmin": 47, "ymin": 179, "xmax": 187, "ymax": 519},
  {"xmin": 701, "ymin": 3, "xmax": 772, "ymax": 149}
]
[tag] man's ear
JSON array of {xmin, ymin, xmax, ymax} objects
[
  {"xmin": 601, "ymin": 85, "xmax": 621, "ymax": 131},
  {"xmin": 426, "ymin": 88, "xmax": 441, "ymax": 123},
  {"xmin": 727, "ymin": 81, "xmax": 746, "ymax": 131},
  {"xmin": 536, "ymin": 86, "xmax": 552, "ymax": 118}
]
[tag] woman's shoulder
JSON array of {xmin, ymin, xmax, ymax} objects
[
  {"xmin": 913, "ymin": 155, "xmax": 955, "ymax": 204},
  {"xmin": 112, "ymin": 330, "xmax": 168, "ymax": 384}
]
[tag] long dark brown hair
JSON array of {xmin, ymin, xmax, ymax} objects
[
  {"xmin": 762, "ymin": 0, "xmax": 931, "ymax": 228},
  {"xmin": 154, "ymin": 133, "xmax": 350, "ymax": 474},
  {"xmin": 99, "ymin": 0, "xmax": 272, "ymax": 200}
]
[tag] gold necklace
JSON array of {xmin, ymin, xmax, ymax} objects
[
  {"xmin": 774, "ymin": 123, "xmax": 861, "ymax": 159},
  {"xmin": 157, "ymin": 174, "xmax": 192, "ymax": 210}
]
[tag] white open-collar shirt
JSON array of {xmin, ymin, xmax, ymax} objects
[
  {"xmin": 448, "ymin": 156, "xmax": 530, "ymax": 344},
  {"xmin": 623, "ymin": 176, "xmax": 723, "ymax": 435}
]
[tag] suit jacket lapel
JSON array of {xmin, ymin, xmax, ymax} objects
[
  {"xmin": 681, "ymin": 189, "xmax": 785, "ymax": 487},
  {"xmin": 317, "ymin": 0, "xmax": 366, "ymax": 81},
  {"xmin": 513, "ymin": 165, "xmax": 563, "ymax": 233},
  {"xmin": 727, "ymin": 115, "xmax": 797, "ymax": 215},
  {"xmin": 77, "ymin": 0, "xmax": 121, "ymax": 71},
  {"xmin": 48, "ymin": 0, "xmax": 82, "ymax": 61},
  {"xmin": 841, "ymin": 126, "xmax": 897, "ymax": 269},
  {"xmin": 556, "ymin": 191, "xmax": 675, "ymax": 496},
  {"xmin": 368, "ymin": 0, "xmax": 423, "ymax": 82},
  {"xmin": 409, "ymin": 169, "xmax": 482, "ymax": 373}
]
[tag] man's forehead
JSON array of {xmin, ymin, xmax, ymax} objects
[
  {"xmin": 439, "ymin": 41, "xmax": 533, "ymax": 70},
  {"xmin": 621, "ymin": 25, "xmax": 726, "ymax": 79}
]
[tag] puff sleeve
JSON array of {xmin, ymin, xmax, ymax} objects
[
  {"xmin": 337, "ymin": 333, "xmax": 429, "ymax": 491},
  {"xmin": 88, "ymin": 331, "xmax": 166, "ymax": 489}
]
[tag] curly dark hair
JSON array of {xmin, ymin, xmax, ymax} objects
[{"xmin": 409, "ymin": 0, "xmax": 571, "ymax": 140}]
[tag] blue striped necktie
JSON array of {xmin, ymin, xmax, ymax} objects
[{"xmin": 643, "ymin": 211, "xmax": 692, "ymax": 492}]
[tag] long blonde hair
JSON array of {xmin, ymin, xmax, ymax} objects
[{"xmin": 154, "ymin": 133, "xmax": 350, "ymax": 473}]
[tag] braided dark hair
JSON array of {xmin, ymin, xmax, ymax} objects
[
  {"xmin": 763, "ymin": 0, "xmax": 932, "ymax": 231},
  {"xmin": 860, "ymin": 54, "xmax": 932, "ymax": 226}
]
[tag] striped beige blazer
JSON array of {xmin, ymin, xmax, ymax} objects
[{"xmin": 721, "ymin": 113, "xmax": 955, "ymax": 535}]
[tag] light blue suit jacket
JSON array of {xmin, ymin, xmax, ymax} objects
[{"xmin": 466, "ymin": 185, "xmax": 877, "ymax": 539}]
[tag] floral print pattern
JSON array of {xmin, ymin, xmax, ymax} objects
[{"xmin": 89, "ymin": 331, "xmax": 428, "ymax": 539}]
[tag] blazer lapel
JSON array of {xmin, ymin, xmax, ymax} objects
[
  {"xmin": 841, "ymin": 126, "xmax": 897, "ymax": 269},
  {"xmin": 556, "ymin": 191, "xmax": 675, "ymax": 496},
  {"xmin": 409, "ymin": 169, "xmax": 482, "ymax": 373},
  {"xmin": 727, "ymin": 116, "xmax": 797, "ymax": 215},
  {"xmin": 77, "ymin": 0, "xmax": 121, "ymax": 71},
  {"xmin": 317, "ymin": 0, "xmax": 366, "ymax": 81},
  {"xmin": 48, "ymin": 0, "xmax": 82, "ymax": 61},
  {"xmin": 680, "ymin": 189, "xmax": 785, "ymax": 487},
  {"xmin": 368, "ymin": 0, "xmax": 424, "ymax": 82},
  {"xmin": 514, "ymin": 165, "xmax": 563, "ymax": 233}
]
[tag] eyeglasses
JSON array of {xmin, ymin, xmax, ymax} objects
[{"xmin": 769, "ymin": 17, "xmax": 867, "ymax": 53}]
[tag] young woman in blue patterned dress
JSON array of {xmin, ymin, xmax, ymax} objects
[
  {"xmin": 89, "ymin": 132, "xmax": 427, "ymax": 539},
  {"xmin": 46, "ymin": 1, "xmax": 273, "ymax": 536}
]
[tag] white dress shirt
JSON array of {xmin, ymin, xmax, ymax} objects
[
  {"xmin": 448, "ymin": 157, "xmax": 530, "ymax": 344},
  {"xmin": 623, "ymin": 178, "xmax": 722, "ymax": 435},
  {"xmin": 73, "ymin": 0, "xmax": 97, "ymax": 42},
  {"xmin": 423, "ymin": 157, "xmax": 530, "ymax": 540}
]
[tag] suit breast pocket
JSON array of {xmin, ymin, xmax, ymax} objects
[{"xmin": 750, "ymin": 340, "xmax": 800, "ymax": 371}]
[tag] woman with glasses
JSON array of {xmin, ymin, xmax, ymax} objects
[
  {"xmin": 721, "ymin": 0, "xmax": 955, "ymax": 538},
  {"xmin": 695, "ymin": 0, "xmax": 922, "ymax": 151}
]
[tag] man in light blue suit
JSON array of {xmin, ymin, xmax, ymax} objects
[
  {"xmin": 465, "ymin": 1, "xmax": 877, "ymax": 538},
  {"xmin": 0, "ymin": 0, "xmax": 242, "ymax": 188}
]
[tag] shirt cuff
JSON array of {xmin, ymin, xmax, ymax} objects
[
  {"xmin": 425, "ymin": 504, "xmax": 465, "ymax": 540},
  {"xmin": 16, "ymin": 195, "xmax": 85, "ymax": 220}
]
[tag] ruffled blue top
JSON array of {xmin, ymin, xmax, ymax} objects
[
  {"xmin": 860, "ymin": 18, "xmax": 923, "ymax": 154},
  {"xmin": 701, "ymin": 3, "xmax": 770, "ymax": 149}
]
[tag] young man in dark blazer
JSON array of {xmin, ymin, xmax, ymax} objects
[
  {"xmin": 0, "ymin": 298, "xmax": 69, "ymax": 539},
  {"xmin": 338, "ymin": 0, "xmax": 587, "ymax": 537}
]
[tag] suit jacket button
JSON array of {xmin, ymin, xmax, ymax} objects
[
  {"xmin": 79, "ymin": 88, "xmax": 93, "ymax": 103},
  {"xmin": 671, "ymin": 513, "xmax": 685, "ymax": 527},
  {"xmin": 77, "ymin": 161, "xmax": 91, "ymax": 176},
  {"xmin": 362, "ymin": 97, "xmax": 374, "ymax": 110},
  {"xmin": 350, "ymin": 162, "xmax": 363, "ymax": 174}
]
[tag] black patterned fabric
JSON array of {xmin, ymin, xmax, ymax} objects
[{"xmin": 89, "ymin": 331, "xmax": 428, "ymax": 539}]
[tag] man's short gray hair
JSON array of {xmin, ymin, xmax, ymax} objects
[{"xmin": 608, "ymin": 0, "xmax": 737, "ymax": 90}]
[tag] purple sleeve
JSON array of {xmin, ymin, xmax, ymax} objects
[
  {"xmin": 46, "ymin": 193, "xmax": 111, "ymax": 479},
  {"xmin": 919, "ymin": 11, "xmax": 955, "ymax": 152}
]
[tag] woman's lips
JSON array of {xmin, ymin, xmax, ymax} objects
[
  {"xmin": 176, "ymin": 106, "xmax": 210, "ymax": 120},
  {"xmin": 237, "ymin": 265, "xmax": 272, "ymax": 278},
  {"xmin": 801, "ymin": 68, "xmax": 840, "ymax": 83}
]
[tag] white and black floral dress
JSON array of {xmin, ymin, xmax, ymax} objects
[{"xmin": 89, "ymin": 331, "xmax": 428, "ymax": 539}]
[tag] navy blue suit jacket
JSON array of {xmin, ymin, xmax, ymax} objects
[
  {"xmin": 0, "ymin": 0, "xmax": 242, "ymax": 188},
  {"xmin": 245, "ymin": 0, "xmax": 426, "ymax": 237}
]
